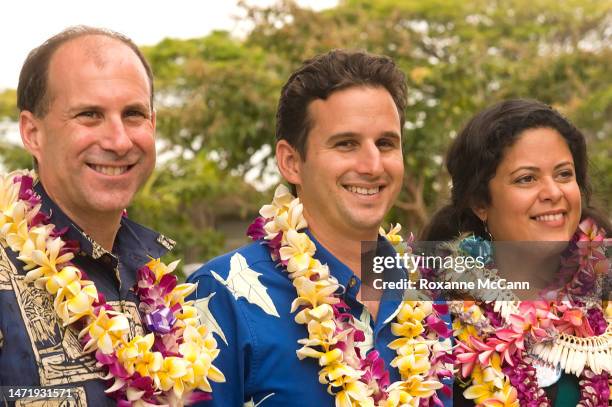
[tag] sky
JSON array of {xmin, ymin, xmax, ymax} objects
[{"xmin": 0, "ymin": 0, "xmax": 337, "ymax": 90}]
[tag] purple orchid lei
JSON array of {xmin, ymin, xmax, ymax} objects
[
  {"xmin": 502, "ymin": 354, "xmax": 550, "ymax": 407},
  {"xmin": 12, "ymin": 172, "xmax": 222, "ymax": 405}
]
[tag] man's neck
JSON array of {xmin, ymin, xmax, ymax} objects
[
  {"xmin": 304, "ymin": 216, "xmax": 378, "ymax": 280},
  {"xmin": 45, "ymin": 192, "xmax": 121, "ymax": 252},
  {"xmin": 307, "ymin": 221, "xmax": 384, "ymax": 320},
  {"xmin": 302, "ymin": 213, "xmax": 385, "ymax": 320},
  {"xmin": 66, "ymin": 211, "xmax": 121, "ymax": 253}
]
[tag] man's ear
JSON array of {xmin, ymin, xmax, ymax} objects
[
  {"xmin": 19, "ymin": 111, "xmax": 43, "ymax": 161},
  {"xmin": 276, "ymin": 140, "xmax": 302, "ymax": 186}
]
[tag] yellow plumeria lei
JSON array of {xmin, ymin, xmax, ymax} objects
[
  {"xmin": 247, "ymin": 185, "xmax": 453, "ymax": 407},
  {"xmin": 0, "ymin": 170, "xmax": 224, "ymax": 406}
]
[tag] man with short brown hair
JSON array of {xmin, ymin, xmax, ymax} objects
[
  {"xmin": 188, "ymin": 50, "xmax": 451, "ymax": 406},
  {"xmin": 0, "ymin": 26, "xmax": 175, "ymax": 405}
]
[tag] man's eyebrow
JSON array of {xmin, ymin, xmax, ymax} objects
[
  {"xmin": 326, "ymin": 131, "xmax": 401, "ymax": 144},
  {"xmin": 326, "ymin": 132, "xmax": 360, "ymax": 144},
  {"xmin": 379, "ymin": 131, "xmax": 401, "ymax": 140},
  {"xmin": 124, "ymin": 102, "xmax": 151, "ymax": 111},
  {"xmin": 67, "ymin": 104, "xmax": 102, "ymax": 113}
]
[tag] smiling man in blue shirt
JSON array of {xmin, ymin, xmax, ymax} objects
[{"xmin": 188, "ymin": 50, "xmax": 452, "ymax": 406}]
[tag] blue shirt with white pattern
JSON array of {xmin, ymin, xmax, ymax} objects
[{"xmin": 187, "ymin": 231, "xmax": 452, "ymax": 407}]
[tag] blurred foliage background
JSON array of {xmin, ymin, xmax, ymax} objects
[{"xmin": 0, "ymin": 0, "xmax": 610, "ymax": 269}]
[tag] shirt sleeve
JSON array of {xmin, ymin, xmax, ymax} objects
[{"xmin": 187, "ymin": 268, "xmax": 255, "ymax": 407}]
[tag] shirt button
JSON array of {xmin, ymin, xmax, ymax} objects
[{"xmin": 349, "ymin": 277, "xmax": 357, "ymax": 288}]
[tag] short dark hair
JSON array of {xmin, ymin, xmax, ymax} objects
[
  {"xmin": 276, "ymin": 49, "xmax": 407, "ymax": 158},
  {"xmin": 17, "ymin": 25, "xmax": 154, "ymax": 117},
  {"xmin": 422, "ymin": 98, "xmax": 610, "ymax": 240}
]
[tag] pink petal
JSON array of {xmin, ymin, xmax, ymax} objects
[
  {"xmin": 433, "ymin": 303, "xmax": 449, "ymax": 314},
  {"xmin": 187, "ymin": 391, "xmax": 213, "ymax": 403}
]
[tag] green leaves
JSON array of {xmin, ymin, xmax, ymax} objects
[
  {"xmin": 0, "ymin": 89, "xmax": 17, "ymax": 121},
  {"xmin": 0, "ymin": 0, "xmax": 609, "ymax": 263}
]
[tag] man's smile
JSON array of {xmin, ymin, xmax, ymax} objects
[{"xmin": 86, "ymin": 163, "xmax": 136, "ymax": 176}]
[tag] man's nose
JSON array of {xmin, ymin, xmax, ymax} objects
[
  {"xmin": 100, "ymin": 116, "xmax": 134, "ymax": 156},
  {"xmin": 355, "ymin": 142, "xmax": 384, "ymax": 176}
]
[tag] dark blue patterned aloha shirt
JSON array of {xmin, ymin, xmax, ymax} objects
[{"xmin": 0, "ymin": 181, "xmax": 174, "ymax": 406}]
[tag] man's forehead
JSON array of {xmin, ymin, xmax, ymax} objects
[
  {"xmin": 306, "ymin": 87, "xmax": 400, "ymax": 131},
  {"xmin": 46, "ymin": 34, "xmax": 151, "ymax": 104},
  {"xmin": 50, "ymin": 35, "xmax": 131, "ymax": 72}
]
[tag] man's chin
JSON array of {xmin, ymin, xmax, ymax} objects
[
  {"xmin": 83, "ymin": 193, "xmax": 135, "ymax": 216},
  {"xmin": 346, "ymin": 215, "xmax": 386, "ymax": 236}
]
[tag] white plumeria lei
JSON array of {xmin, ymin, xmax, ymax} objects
[{"xmin": 248, "ymin": 185, "xmax": 453, "ymax": 407}]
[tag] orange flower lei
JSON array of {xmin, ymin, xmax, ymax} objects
[
  {"xmin": 0, "ymin": 170, "xmax": 224, "ymax": 405},
  {"xmin": 452, "ymin": 220, "xmax": 611, "ymax": 406}
]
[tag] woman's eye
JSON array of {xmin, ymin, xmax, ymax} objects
[{"xmin": 515, "ymin": 175, "xmax": 535, "ymax": 184}]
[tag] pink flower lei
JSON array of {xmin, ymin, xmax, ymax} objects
[
  {"xmin": 247, "ymin": 185, "xmax": 453, "ymax": 407},
  {"xmin": 453, "ymin": 218, "xmax": 611, "ymax": 407},
  {"xmin": 0, "ymin": 170, "xmax": 224, "ymax": 405}
]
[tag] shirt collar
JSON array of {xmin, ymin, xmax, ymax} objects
[
  {"xmin": 305, "ymin": 230, "xmax": 404, "ymax": 329},
  {"xmin": 34, "ymin": 181, "xmax": 175, "ymax": 265},
  {"xmin": 306, "ymin": 229, "xmax": 361, "ymax": 298},
  {"xmin": 305, "ymin": 230, "xmax": 404, "ymax": 301}
]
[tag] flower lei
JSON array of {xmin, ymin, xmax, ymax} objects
[
  {"xmin": 0, "ymin": 170, "xmax": 225, "ymax": 406},
  {"xmin": 452, "ymin": 219, "xmax": 611, "ymax": 407},
  {"xmin": 247, "ymin": 185, "xmax": 453, "ymax": 407}
]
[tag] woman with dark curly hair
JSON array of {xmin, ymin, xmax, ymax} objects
[{"xmin": 422, "ymin": 99, "xmax": 611, "ymax": 406}]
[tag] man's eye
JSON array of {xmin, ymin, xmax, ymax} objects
[
  {"xmin": 377, "ymin": 139, "xmax": 397, "ymax": 149},
  {"xmin": 335, "ymin": 140, "xmax": 357, "ymax": 148},
  {"xmin": 125, "ymin": 110, "xmax": 146, "ymax": 118},
  {"xmin": 77, "ymin": 111, "xmax": 100, "ymax": 119}
]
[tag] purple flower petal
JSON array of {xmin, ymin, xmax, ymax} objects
[
  {"xmin": 247, "ymin": 216, "xmax": 267, "ymax": 240},
  {"xmin": 353, "ymin": 329, "xmax": 365, "ymax": 342},
  {"xmin": 432, "ymin": 303, "xmax": 449, "ymax": 314},
  {"xmin": 158, "ymin": 273, "xmax": 177, "ymax": 295},
  {"xmin": 95, "ymin": 349, "xmax": 117, "ymax": 365},
  {"xmin": 51, "ymin": 226, "xmax": 69, "ymax": 238},
  {"xmin": 187, "ymin": 391, "xmax": 212, "ymax": 403},
  {"xmin": 267, "ymin": 233, "xmax": 282, "ymax": 260},
  {"xmin": 30, "ymin": 211, "xmax": 50, "ymax": 227},
  {"xmin": 136, "ymin": 266, "xmax": 155, "ymax": 287},
  {"xmin": 426, "ymin": 315, "xmax": 452, "ymax": 338},
  {"xmin": 145, "ymin": 307, "xmax": 177, "ymax": 334},
  {"xmin": 17, "ymin": 176, "xmax": 33, "ymax": 200}
]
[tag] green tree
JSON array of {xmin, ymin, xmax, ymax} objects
[
  {"xmin": 1, "ymin": 0, "xmax": 609, "ymax": 262},
  {"xmin": 241, "ymin": 0, "xmax": 612, "ymax": 230},
  {"xmin": 130, "ymin": 31, "xmax": 278, "ymax": 267},
  {"xmin": 0, "ymin": 89, "xmax": 31, "ymax": 171}
]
